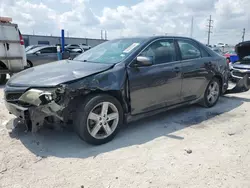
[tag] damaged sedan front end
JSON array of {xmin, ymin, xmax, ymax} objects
[
  {"xmin": 4, "ymin": 57, "xmax": 119, "ymax": 132},
  {"xmin": 5, "ymin": 86, "xmax": 66, "ymax": 132}
]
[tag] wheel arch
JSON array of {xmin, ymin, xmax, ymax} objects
[
  {"xmin": 64, "ymin": 89, "xmax": 129, "ymax": 124},
  {"xmin": 27, "ymin": 60, "xmax": 33, "ymax": 67},
  {"xmin": 214, "ymin": 74, "xmax": 223, "ymax": 94}
]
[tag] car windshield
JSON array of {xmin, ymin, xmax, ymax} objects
[
  {"xmin": 25, "ymin": 46, "xmax": 34, "ymax": 52},
  {"xmin": 26, "ymin": 47, "xmax": 45, "ymax": 54},
  {"xmin": 74, "ymin": 38, "xmax": 145, "ymax": 64}
]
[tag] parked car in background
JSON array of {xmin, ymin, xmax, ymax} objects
[
  {"xmin": 231, "ymin": 41, "xmax": 250, "ymax": 83},
  {"xmin": 212, "ymin": 47, "xmax": 223, "ymax": 55},
  {"xmin": 65, "ymin": 44, "xmax": 91, "ymax": 51},
  {"xmin": 65, "ymin": 44, "xmax": 80, "ymax": 50},
  {"xmin": 26, "ymin": 46, "xmax": 58, "ymax": 67},
  {"xmin": 0, "ymin": 17, "xmax": 27, "ymax": 84},
  {"xmin": 79, "ymin": 43, "xmax": 91, "ymax": 50},
  {"xmin": 6, "ymin": 36, "xmax": 247, "ymax": 145},
  {"xmin": 26, "ymin": 45, "xmax": 79, "ymax": 67},
  {"xmin": 64, "ymin": 48, "xmax": 83, "ymax": 59},
  {"xmin": 216, "ymin": 43, "xmax": 228, "ymax": 48},
  {"xmin": 25, "ymin": 45, "xmax": 42, "ymax": 52}
]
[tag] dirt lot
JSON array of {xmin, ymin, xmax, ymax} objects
[{"xmin": 0, "ymin": 85, "xmax": 250, "ymax": 188}]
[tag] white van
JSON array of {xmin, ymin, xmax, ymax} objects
[{"xmin": 0, "ymin": 17, "xmax": 27, "ymax": 84}]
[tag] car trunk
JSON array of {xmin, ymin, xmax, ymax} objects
[{"xmin": 235, "ymin": 41, "xmax": 250, "ymax": 61}]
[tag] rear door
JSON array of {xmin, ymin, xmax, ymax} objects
[
  {"xmin": 176, "ymin": 38, "xmax": 211, "ymax": 101},
  {"xmin": 127, "ymin": 38, "xmax": 182, "ymax": 115}
]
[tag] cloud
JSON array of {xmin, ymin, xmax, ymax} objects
[{"xmin": 1, "ymin": 0, "xmax": 250, "ymax": 44}]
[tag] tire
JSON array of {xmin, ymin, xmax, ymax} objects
[
  {"xmin": 0, "ymin": 74, "xmax": 6, "ymax": 85},
  {"xmin": 26, "ymin": 61, "xmax": 32, "ymax": 69},
  {"xmin": 74, "ymin": 94, "xmax": 124, "ymax": 145},
  {"xmin": 201, "ymin": 78, "xmax": 221, "ymax": 108}
]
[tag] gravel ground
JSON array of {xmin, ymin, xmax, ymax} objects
[{"xmin": 0, "ymin": 86, "xmax": 250, "ymax": 188}]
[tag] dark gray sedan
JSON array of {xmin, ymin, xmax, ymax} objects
[{"xmin": 4, "ymin": 36, "xmax": 249, "ymax": 145}]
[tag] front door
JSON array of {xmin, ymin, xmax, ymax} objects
[{"xmin": 127, "ymin": 38, "xmax": 182, "ymax": 115}]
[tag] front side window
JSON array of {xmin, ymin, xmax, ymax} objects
[
  {"xmin": 140, "ymin": 39, "xmax": 176, "ymax": 65},
  {"xmin": 177, "ymin": 39, "xmax": 201, "ymax": 60}
]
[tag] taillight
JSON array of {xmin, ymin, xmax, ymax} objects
[{"xmin": 18, "ymin": 30, "xmax": 24, "ymax": 45}]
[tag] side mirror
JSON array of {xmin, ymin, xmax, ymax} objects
[
  {"xmin": 35, "ymin": 51, "xmax": 41, "ymax": 55},
  {"xmin": 135, "ymin": 56, "xmax": 153, "ymax": 67}
]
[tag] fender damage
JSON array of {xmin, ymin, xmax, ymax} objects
[{"xmin": 10, "ymin": 65, "xmax": 129, "ymax": 132}]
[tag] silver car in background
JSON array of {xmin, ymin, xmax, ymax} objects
[{"xmin": 26, "ymin": 46, "xmax": 81, "ymax": 67}]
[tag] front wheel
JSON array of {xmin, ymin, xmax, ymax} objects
[
  {"xmin": 201, "ymin": 78, "xmax": 221, "ymax": 108},
  {"xmin": 74, "ymin": 94, "xmax": 124, "ymax": 145}
]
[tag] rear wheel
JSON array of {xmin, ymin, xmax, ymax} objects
[
  {"xmin": 201, "ymin": 78, "xmax": 221, "ymax": 108},
  {"xmin": 74, "ymin": 94, "xmax": 123, "ymax": 145}
]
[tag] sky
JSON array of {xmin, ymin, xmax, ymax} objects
[{"xmin": 0, "ymin": 0, "xmax": 250, "ymax": 45}]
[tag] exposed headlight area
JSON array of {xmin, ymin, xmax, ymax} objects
[{"xmin": 18, "ymin": 89, "xmax": 56, "ymax": 106}]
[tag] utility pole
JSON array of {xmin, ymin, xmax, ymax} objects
[
  {"xmin": 105, "ymin": 30, "xmax": 107, "ymax": 40},
  {"xmin": 207, "ymin": 15, "xmax": 213, "ymax": 45},
  {"xmin": 242, "ymin": 28, "xmax": 245, "ymax": 42},
  {"xmin": 190, "ymin": 16, "xmax": 194, "ymax": 38},
  {"xmin": 101, "ymin": 30, "xmax": 103, "ymax": 39}
]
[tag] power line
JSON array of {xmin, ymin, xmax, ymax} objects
[
  {"xmin": 206, "ymin": 15, "xmax": 213, "ymax": 45},
  {"xmin": 242, "ymin": 28, "xmax": 245, "ymax": 42}
]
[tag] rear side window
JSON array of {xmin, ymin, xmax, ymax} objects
[
  {"xmin": 177, "ymin": 39, "xmax": 201, "ymax": 60},
  {"xmin": 40, "ymin": 47, "xmax": 57, "ymax": 54}
]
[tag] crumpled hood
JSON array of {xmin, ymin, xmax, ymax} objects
[{"xmin": 7, "ymin": 60, "xmax": 114, "ymax": 87}]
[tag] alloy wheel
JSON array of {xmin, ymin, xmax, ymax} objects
[
  {"xmin": 87, "ymin": 102, "xmax": 119, "ymax": 139},
  {"xmin": 207, "ymin": 81, "xmax": 219, "ymax": 105}
]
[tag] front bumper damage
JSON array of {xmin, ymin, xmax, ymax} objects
[
  {"xmin": 226, "ymin": 67, "xmax": 250, "ymax": 93},
  {"xmin": 5, "ymin": 88, "xmax": 65, "ymax": 132}
]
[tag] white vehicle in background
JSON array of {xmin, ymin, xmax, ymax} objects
[
  {"xmin": 79, "ymin": 43, "xmax": 91, "ymax": 50},
  {"xmin": 65, "ymin": 44, "xmax": 91, "ymax": 52},
  {"xmin": 215, "ymin": 43, "xmax": 228, "ymax": 48},
  {"xmin": 0, "ymin": 17, "xmax": 27, "ymax": 84}
]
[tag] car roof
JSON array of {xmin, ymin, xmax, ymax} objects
[{"xmin": 116, "ymin": 35, "xmax": 196, "ymax": 40}]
